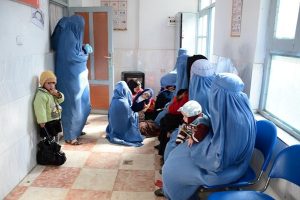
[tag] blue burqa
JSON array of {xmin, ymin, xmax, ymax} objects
[
  {"xmin": 173, "ymin": 48, "xmax": 188, "ymax": 70},
  {"xmin": 162, "ymin": 73, "xmax": 256, "ymax": 200},
  {"xmin": 175, "ymin": 49, "xmax": 189, "ymax": 91},
  {"xmin": 189, "ymin": 59, "xmax": 215, "ymax": 116},
  {"xmin": 160, "ymin": 71, "xmax": 177, "ymax": 89},
  {"xmin": 106, "ymin": 81, "xmax": 144, "ymax": 147},
  {"xmin": 51, "ymin": 15, "xmax": 91, "ymax": 141},
  {"xmin": 163, "ymin": 59, "xmax": 216, "ymax": 162}
]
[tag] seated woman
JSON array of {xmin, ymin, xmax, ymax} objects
[
  {"xmin": 106, "ymin": 81, "xmax": 144, "ymax": 147},
  {"xmin": 155, "ymin": 85, "xmax": 175, "ymax": 111},
  {"xmin": 189, "ymin": 59, "xmax": 215, "ymax": 116},
  {"xmin": 130, "ymin": 88, "xmax": 160, "ymax": 138},
  {"xmin": 161, "ymin": 73, "xmax": 256, "ymax": 200},
  {"xmin": 160, "ymin": 71, "xmax": 177, "ymax": 92},
  {"xmin": 161, "ymin": 59, "xmax": 216, "ymax": 162},
  {"xmin": 153, "ymin": 73, "xmax": 177, "ymax": 125},
  {"xmin": 127, "ymin": 79, "xmax": 143, "ymax": 99}
]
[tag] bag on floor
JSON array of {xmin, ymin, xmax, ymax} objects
[
  {"xmin": 139, "ymin": 120, "xmax": 160, "ymax": 137},
  {"xmin": 36, "ymin": 138, "xmax": 66, "ymax": 166}
]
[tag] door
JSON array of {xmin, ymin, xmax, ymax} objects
[
  {"xmin": 175, "ymin": 12, "xmax": 198, "ymax": 56},
  {"xmin": 69, "ymin": 7, "xmax": 113, "ymax": 114}
]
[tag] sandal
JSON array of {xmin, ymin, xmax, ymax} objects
[
  {"xmin": 154, "ymin": 188, "xmax": 164, "ymax": 197},
  {"xmin": 65, "ymin": 139, "xmax": 82, "ymax": 145}
]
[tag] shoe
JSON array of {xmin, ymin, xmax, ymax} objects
[
  {"xmin": 160, "ymin": 157, "xmax": 164, "ymax": 166},
  {"xmin": 154, "ymin": 188, "xmax": 164, "ymax": 197},
  {"xmin": 155, "ymin": 179, "xmax": 163, "ymax": 188}
]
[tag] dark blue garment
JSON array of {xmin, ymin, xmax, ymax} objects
[
  {"xmin": 162, "ymin": 73, "xmax": 256, "ymax": 200},
  {"xmin": 131, "ymin": 88, "xmax": 153, "ymax": 112},
  {"xmin": 106, "ymin": 81, "xmax": 144, "ymax": 147},
  {"xmin": 155, "ymin": 90, "xmax": 174, "ymax": 110},
  {"xmin": 51, "ymin": 15, "xmax": 91, "ymax": 141}
]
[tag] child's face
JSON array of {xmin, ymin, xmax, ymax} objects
[
  {"xmin": 43, "ymin": 80, "xmax": 56, "ymax": 91},
  {"xmin": 177, "ymin": 92, "xmax": 185, "ymax": 100},
  {"xmin": 183, "ymin": 115, "xmax": 188, "ymax": 123},
  {"xmin": 142, "ymin": 92, "xmax": 150, "ymax": 99},
  {"xmin": 167, "ymin": 86, "xmax": 175, "ymax": 91},
  {"xmin": 134, "ymin": 85, "xmax": 141, "ymax": 93}
]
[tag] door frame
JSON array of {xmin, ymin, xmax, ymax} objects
[{"xmin": 69, "ymin": 6, "xmax": 114, "ymax": 114}]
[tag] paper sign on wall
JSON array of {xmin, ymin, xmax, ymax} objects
[
  {"xmin": 101, "ymin": 0, "xmax": 127, "ymax": 31},
  {"xmin": 231, "ymin": 0, "xmax": 243, "ymax": 37}
]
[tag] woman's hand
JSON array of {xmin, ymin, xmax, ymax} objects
[
  {"xmin": 83, "ymin": 44, "xmax": 93, "ymax": 54},
  {"xmin": 142, "ymin": 102, "xmax": 151, "ymax": 112}
]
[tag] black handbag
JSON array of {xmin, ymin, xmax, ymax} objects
[
  {"xmin": 40, "ymin": 119, "xmax": 62, "ymax": 138},
  {"xmin": 36, "ymin": 127, "xmax": 66, "ymax": 166}
]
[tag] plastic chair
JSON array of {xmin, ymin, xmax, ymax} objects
[
  {"xmin": 207, "ymin": 144, "xmax": 300, "ymax": 200},
  {"xmin": 200, "ymin": 119, "xmax": 277, "ymax": 190}
]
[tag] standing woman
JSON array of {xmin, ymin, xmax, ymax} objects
[{"xmin": 51, "ymin": 15, "xmax": 92, "ymax": 145}]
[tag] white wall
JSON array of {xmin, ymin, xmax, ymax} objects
[
  {"xmin": 0, "ymin": 0, "xmax": 53, "ymax": 198},
  {"xmin": 113, "ymin": 0, "xmax": 198, "ymax": 95},
  {"xmin": 69, "ymin": 0, "xmax": 198, "ymax": 95},
  {"xmin": 214, "ymin": 0, "xmax": 268, "ymax": 109}
]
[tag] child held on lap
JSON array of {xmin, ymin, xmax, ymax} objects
[
  {"xmin": 176, "ymin": 100, "xmax": 211, "ymax": 147},
  {"xmin": 33, "ymin": 71, "xmax": 64, "ymax": 139}
]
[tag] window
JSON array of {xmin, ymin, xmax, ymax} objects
[
  {"xmin": 274, "ymin": 0, "xmax": 299, "ymax": 39},
  {"xmin": 50, "ymin": 0, "xmax": 68, "ymax": 6},
  {"xmin": 199, "ymin": 0, "xmax": 215, "ymax": 10},
  {"xmin": 49, "ymin": 0, "xmax": 68, "ymax": 34},
  {"xmin": 260, "ymin": 0, "xmax": 300, "ymax": 139},
  {"xmin": 197, "ymin": 0, "xmax": 215, "ymax": 59}
]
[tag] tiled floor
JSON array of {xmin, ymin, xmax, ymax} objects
[{"xmin": 5, "ymin": 114, "xmax": 165, "ymax": 200}]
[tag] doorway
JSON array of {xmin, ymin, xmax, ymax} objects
[{"xmin": 69, "ymin": 7, "xmax": 113, "ymax": 114}]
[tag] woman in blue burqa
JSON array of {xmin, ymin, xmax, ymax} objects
[
  {"xmin": 175, "ymin": 48, "xmax": 189, "ymax": 92},
  {"xmin": 163, "ymin": 59, "xmax": 216, "ymax": 162},
  {"xmin": 51, "ymin": 15, "xmax": 91, "ymax": 145},
  {"xmin": 162, "ymin": 73, "xmax": 256, "ymax": 200},
  {"xmin": 106, "ymin": 81, "xmax": 144, "ymax": 147}
]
